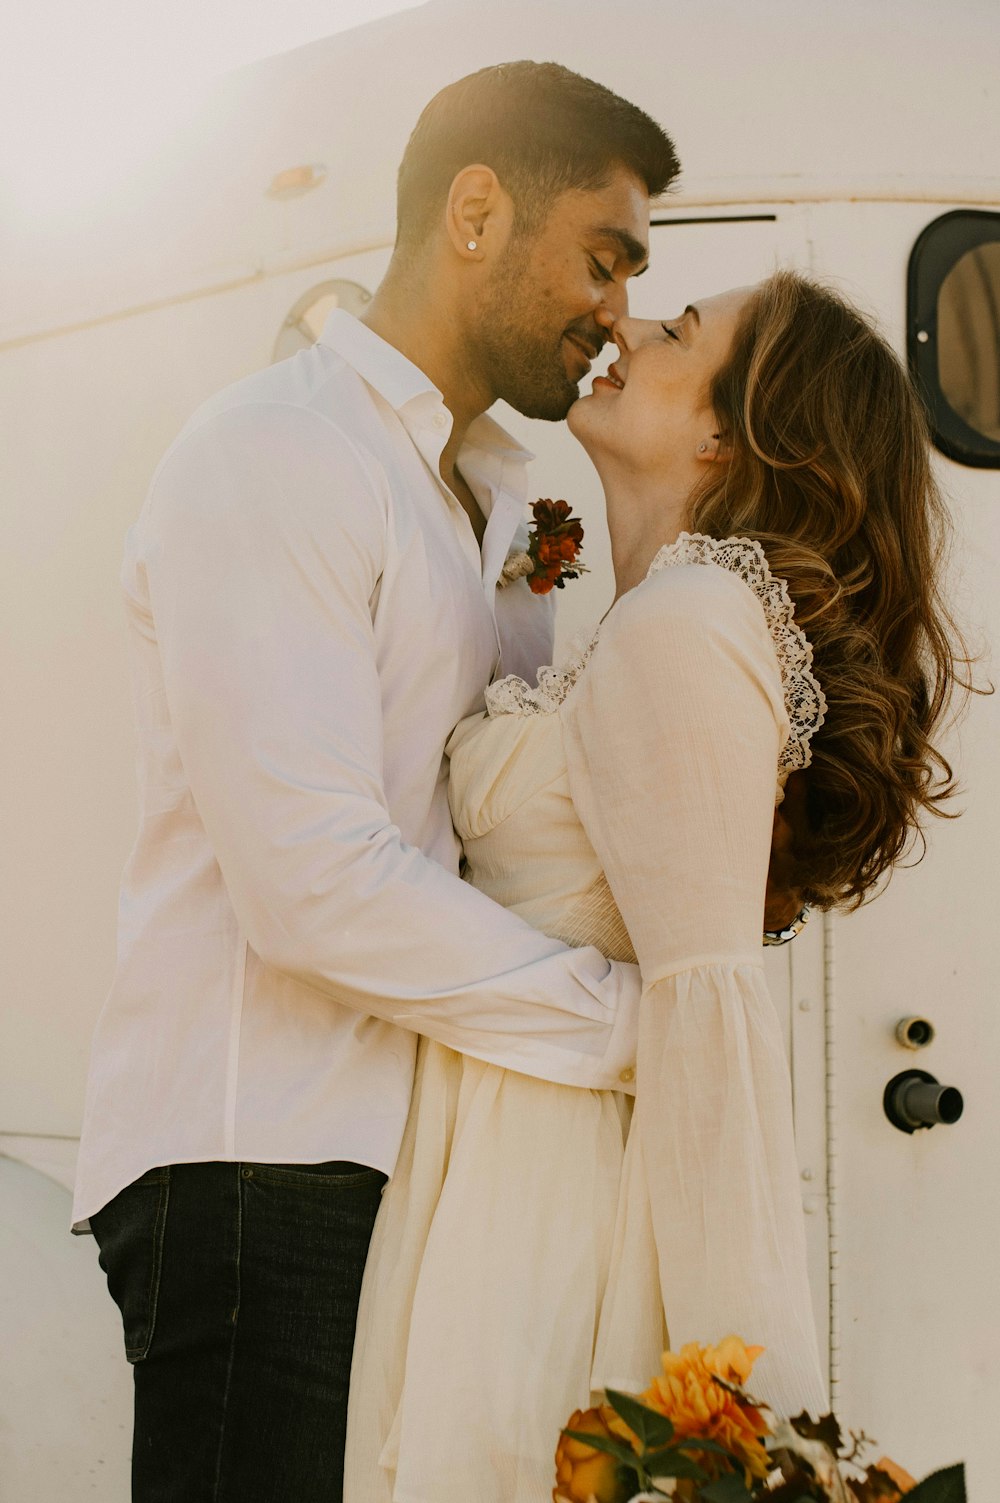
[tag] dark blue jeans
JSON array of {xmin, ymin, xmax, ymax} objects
[{"xmin": 90, "ymin": 1159, "xmax": 387, "ymax": 1502}]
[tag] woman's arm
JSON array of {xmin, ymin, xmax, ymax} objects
[{"xmin": 562, "ymin": 561, "xmax": 827, "ymax": 1415}]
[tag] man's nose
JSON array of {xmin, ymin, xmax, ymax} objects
[{"xmin": 596, "ymin": 282, "xmax": 630, "ymax": 330}]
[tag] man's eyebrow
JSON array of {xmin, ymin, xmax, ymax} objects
[{"xmin": 592, "ymin": 226, "xmax": 650, "ymax": 272}]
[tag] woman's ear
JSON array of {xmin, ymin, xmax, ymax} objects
[
  {"xmin": 695, "ymin": 431, "xmax": 733, "ymax": 465},
  {"xmin": 445, "ymin": 165, "xmax": 512, "ymax": 261}
]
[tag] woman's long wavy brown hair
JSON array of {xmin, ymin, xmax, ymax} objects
[{"xmin": 691, "ymin": 270, "xmax": 973, "ymax": 909}]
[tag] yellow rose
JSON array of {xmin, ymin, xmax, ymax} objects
[
  {"xmin": 639, "ymin": 1337, "xmax": 771, "ymax": 1482},
  {"xmin": 553, "ymin": 1406, "xmax": 633, "ymax": 1503},
  {"xmin": 703, "ymin": 1336, "xmax": 767, "ymax": 1388}
]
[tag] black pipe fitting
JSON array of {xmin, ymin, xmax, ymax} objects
[{"xmin": 883, "ymin": 1069, "xmax": 964, "ymax": 1134}]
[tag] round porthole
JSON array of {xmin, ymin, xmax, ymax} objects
[
  {"xmin": 273, "ymin": 278, "xmax": 372, "ymax": 361},
  {"xmin": 908, "ymin": 210, "xmax": 1000, "ymax": 468}
]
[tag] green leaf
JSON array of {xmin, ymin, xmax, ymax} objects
[
  {"xmin": 671, "ymin": 1437, "xmax": 740, "ymax": 1459},
  {"xmin": 698, "ymin": 1474, "xmax": 754, "ymax": 1502},
  {"xmin": 904, "ymin": 1464, "xmax": 966, "ymax": 1503},
  {"xmin": 615, "ymin": 1463, "xmax": 646, "ymax": 1494},
  {"xmin": 643, "ymin": 1442, "xmax": 712, "ymax": 1474},
  {"xmin": 561, "ymin": 1430, "xmax": 640, "ymax": 1470},
  {"xmin": 644, "ymin": 1451, "xmax": 709, "ymax": 1482},
  {"xmin": 605, "ymin": 1390, "xmax": 676, "ymax": 1450}
]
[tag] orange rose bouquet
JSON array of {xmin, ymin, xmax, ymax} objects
[
  {"xmin": 499, "ymin": 499, "xmax": 589, "ymax": 595},
  {"xmin": 554, "ymin": 1338, "xmax": 965, "ymax": 1503}
]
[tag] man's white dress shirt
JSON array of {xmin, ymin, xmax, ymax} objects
[{"xmin": 72, "ymin": 311, "xmax": 641, "ymax": 1228}]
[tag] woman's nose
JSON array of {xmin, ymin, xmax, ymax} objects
[
  {"xmin": 612, "ymin": 316, "xmax": 672, "ymax": 353},
  {"xmin": 609, "ymin": 315, "xmax": 644, "ymax": 352}
]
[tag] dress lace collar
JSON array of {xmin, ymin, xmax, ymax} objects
[{"xmin": 485, "ymin": 532, "xmax": 827, "ymax": 780}]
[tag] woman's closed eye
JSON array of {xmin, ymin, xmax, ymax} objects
[{"xmin": 660, "ymin": 321, "xmax": 682, "ymax": 341}]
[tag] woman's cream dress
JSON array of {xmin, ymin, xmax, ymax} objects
[{"xmin": 345, "ymin": 535, "xmax": 829, "ymax": 1503}]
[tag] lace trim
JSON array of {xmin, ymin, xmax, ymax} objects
[
  {"xmin": 485, "ymin": 531, "xmax": 827, "ymax": 778},
  {"xmin": 485, "ymin": 643, "xmax": 596, "ymax": 717},
  {"xmin": 647, "ymin": 533, "xmax": 828, "ymax": 776}
]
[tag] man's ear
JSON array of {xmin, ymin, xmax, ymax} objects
[{"xmin": 445, "ymin": 165, "xmax": 513, "ymax": 261}]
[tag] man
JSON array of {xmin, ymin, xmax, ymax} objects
[{"xmin": 75, "ymin": 62, "xmax": 681, "ymax": 1502}]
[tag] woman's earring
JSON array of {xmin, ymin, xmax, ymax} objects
[
  {"xmin": 467, "ymin": 240, "xmax": 478, "ymax": 251},
  {"xmin": 698, "ymin": 442, "xmax": 708, "ymax": 453}
]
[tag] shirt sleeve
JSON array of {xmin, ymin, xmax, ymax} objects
[
  {"xmin": 139, "ymin": 402, "xmax": 639, "ymax": 1092},
  {"xmin": 561, "ymin": 562, "xmax": 828, "ymax": 1416}
]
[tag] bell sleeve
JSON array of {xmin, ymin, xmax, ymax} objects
[{"xmin": 561, "ymin": 559, "xmax": 828, "ymax": 1417}]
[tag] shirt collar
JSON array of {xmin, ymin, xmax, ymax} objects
[
  {"xmin": 318, "ymin": 309, "xmax": 534, "ymax": 465},
  {"xmin": 319, "ymin": 308, "xmax": 438, "ymax": 411},
  {"xmin": 463, "ymin": 411, "xmax": 534, "ymax": 466}
]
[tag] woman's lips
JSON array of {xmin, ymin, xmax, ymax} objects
[{"xmin": 592, "ymin": 362, "xmax": 626, "ymax": 393}]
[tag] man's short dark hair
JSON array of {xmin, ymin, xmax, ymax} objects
[{"xmin": 395, "ymin": 60, "xmax": 680, "ymax": 252}]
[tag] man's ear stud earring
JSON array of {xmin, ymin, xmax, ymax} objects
[{"xmin": 467, "ymin": 240, "xmax": 478, "ymax": 251}]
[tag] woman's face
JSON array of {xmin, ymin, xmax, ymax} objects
[{"xmin": 568, "ymin": 286, "xmax": 752, "ymax": 474}]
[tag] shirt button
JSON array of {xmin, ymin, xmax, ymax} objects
[
  {"xmin": 618, "ymin": 1066, "xmax": 635, "ymax": 1084},
  {"xmin": 433, "ymin": 412, "xmax": 448, "ymax": 429}
]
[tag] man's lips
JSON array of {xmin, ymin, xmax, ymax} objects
[{"xmin": 563, "ymin": 333, "xmax": 602, "ymax": 372}]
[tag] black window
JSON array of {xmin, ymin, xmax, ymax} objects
[{"xmin": 908, "ymin": 210, "xmax": 1000, "ymax": 468}]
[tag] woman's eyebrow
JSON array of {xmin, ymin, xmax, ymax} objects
[{"xmin": 685, "ymin": 303, "xmax": 701, "ymax": 325}]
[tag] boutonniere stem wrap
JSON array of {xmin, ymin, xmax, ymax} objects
[{"xmin": 499, "ymin": 499, "xmax": 589, "ymax": 595}]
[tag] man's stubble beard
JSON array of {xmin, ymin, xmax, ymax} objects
[{"xmin": 475, "ymin": 240, "xmax": 582, "ymax": 423}]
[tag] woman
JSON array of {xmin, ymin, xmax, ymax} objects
[{"xmin": 344, "ymin": 271, "xmax": 965, "ymax": 1501}]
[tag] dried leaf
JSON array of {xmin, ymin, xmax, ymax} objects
[
  {"xmin": 789, "ymin": 1413, "xmax": 844, "ymax": 1453},
  {"xmin": 769, "ymin": 1421, "xmax": 851, "ymax": 1503},
  {"xmin": 847, "ymin": 1465, "xmax": 909, "ymax": 1502}
]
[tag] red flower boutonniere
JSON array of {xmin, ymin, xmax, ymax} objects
[{"xmin": 499, "ymin": 499, "xmax": 589, "ymax": 595}]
